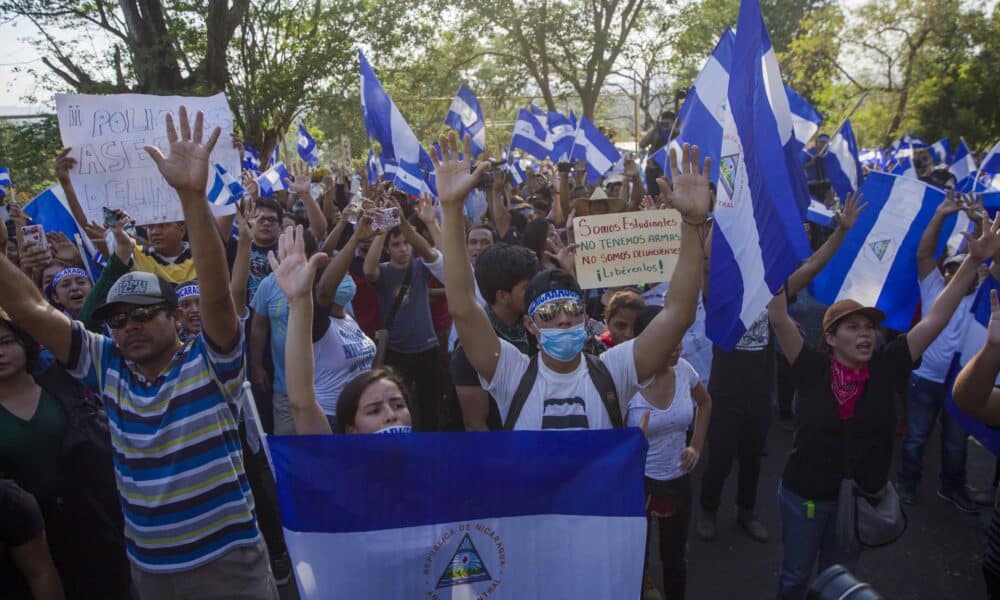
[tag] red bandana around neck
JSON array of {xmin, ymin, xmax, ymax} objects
[{"xmin": 829, "ymin": 358, "xmax": 870, "ymax": 420}]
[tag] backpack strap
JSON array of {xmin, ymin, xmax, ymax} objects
[
  {"xmin": 504, "ymin": 355, "xmax": 539, "ymax": 430},
  {"xmin": 584, "ymin": 354, "xmax": 623, "ymax": 428},
  {"xmin": 504, "ymin": 354, "xmax": 623, "ymax": 429}
]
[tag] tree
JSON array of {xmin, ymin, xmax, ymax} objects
[{"xmin": 0, "ymin": 116, "xmax": 63, "ymax": 199}]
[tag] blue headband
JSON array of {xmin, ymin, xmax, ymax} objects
[
  {"xmin": 176, "ymin": 284, "xmax": 200, "ymax": 300},
  {"xmin": 51, "ymin": 267, "xmax": 90, "ymax": 290},
  {"xmin": 528, "ymin": 288, "xmax": 582, "ymax": 316}
]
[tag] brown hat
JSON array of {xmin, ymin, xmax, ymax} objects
[{"xmin": 822, "ymin": 299, "xmax": 886, "ymax": 333}]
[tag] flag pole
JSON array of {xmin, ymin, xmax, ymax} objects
[{"xmin": 817, "ymin": 91, "xmax": 868, "ymax": 159}]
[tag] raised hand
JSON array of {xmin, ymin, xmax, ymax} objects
[
  {"xmin": 665, "ymin": 144, "xmax": 711, "ymax": 225},
  {"xmin": 962, "ymin": 193, "xmax": 985, "ymax": 221},
  {"xmin": 545, "ymin": 232, "xmax": 578, "ymax": 273},
  {"xmin": 836, "ymin": 191, "xmax": 867, "ymax": 231},
  {"xmin": 267, "ymin": 225, "xmax": 329, "ymax": 301},
  {"xmin": 354, "ymin": 212, "xmax": 376, "ymax": 241},
  {"xmin": 112, "ymin": 220, "xmax": 135, "ymax": 263},
  {"xmin": 52, "ymin": 147, "xmax": 76, "ymax": 180},
  {"xmin": 47, "ymin": 231, "xmax": 82, "ymax": 265},
  {"xmin": 144, "ymin": 106, "xmax": 221, "ymax": 196},
  {"xmin": 241, "ymin": 169, "xmax": 260, "ymax": 198},
  {"xmin": 623, "ymin": 155, "xmax": 640, "ymax": 178},
  {"xmin": 288, "ymin": 162, "xmax": 312, "ymax": 197},
  {"xmin": 429, "ymin": 131, "xmax": 489, "ymax": 209},
  {"xmin": 416, "ymin": 195, "xmax": 438, "ymax": 226},
  {"xmin": 936, "ymin": 190, "xmax": 961, "ymax": 216},
  {"xmin": 964, "ymin": 212, "xmax": 1000, "ymax": 261}
]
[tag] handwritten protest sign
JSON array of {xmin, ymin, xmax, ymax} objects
[
  {"xmin": 55, "ymin": 93, "xmax": 239, "ymax": 225},
  {"xmin": 573, "ymin": 209, "xmax": 682, "ymax": 289}
]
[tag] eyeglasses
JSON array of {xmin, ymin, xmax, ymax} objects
[
  {"xmin": 532, "ymin": 298, "xmax": 586, "ymax": 322},
  {"xmin": 104, "ymin": 304, "xmax": 168, "ymax": 330},
  {"xmin": 254, "ymin": 216, "xmax": 279, "ymax": 225}
]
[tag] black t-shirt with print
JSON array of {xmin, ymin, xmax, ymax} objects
[{"xmin": 708, "ymin": 311, "xmax": 776, "ymax": 402}]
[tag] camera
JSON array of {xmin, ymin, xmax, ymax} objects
[{"xmin": 807, "ymin": 565, "xmax": 882, "ymax": 600}]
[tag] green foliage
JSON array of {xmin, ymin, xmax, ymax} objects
[{"xmin": 0, "ymin": 117, "xmax": 63, "ymax": 200}]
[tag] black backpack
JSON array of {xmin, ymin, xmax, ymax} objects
[{"xmin": 503, "ymin": 353, "xmax": 623, "ymax": 430}]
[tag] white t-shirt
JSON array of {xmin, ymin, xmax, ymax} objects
[
  {"xmin": 479, "ymin": 339, "xmax": 646, "ymax": 430},
  {"xmin": 913, "ymin": 269, "xmax": 975, "ymax": 383},
  {"xmin": 643, "ymin": 282, "xmax": 712, "ymax": 386},
  {"xmin": 626, "ymin": 358, "xmax": 700, "ymax": 481},
  {"xmin": 313, "ymin": 315, "xmax": 377, "ymax": 417}
]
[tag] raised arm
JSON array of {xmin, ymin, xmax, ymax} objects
[
  {"xmin": 414, "ymin": 196, "xmax": 444, "ymax": 250},
  {"xmin": 431, "ymin": 132, "xmax": 500, "ymax": 381},
  {"xmin": 229, "ymin": 205, "xmax": 253, "ymax": 312},
  {"xmin": 362, "ymin": 231, "xmax": 386, "ymax": 284},
  {"xmin": 909, "ymin": 213, "xmax": 1000, "ymax": 360},
  {"xmin": 316, "ymin": 214, "xmax": 373, "ymax": 307},
  {"xmin": 287, "ymin": 162, "xmax": 328, "ymax": 243},
  {"xmin": 487, "ymin": 175, "xmax": 511, "ymax": 238},
  {"xmin": 388, "ymin": 197, "xmax": 437, "ymax": 262},
  {"xmin": 787, "ymin": 192, "xmax": 866, "ymax": 295},
  {"xmin": 632, "ymin": 145, "xmax": 712, "ymax": 382},
  {"xmin": 53, "ymin": 148, "xmax": 88, "ymax": 230},
  {"xmin": 953, "ymin": 289, "xmax": 1000, "ymax": 426},
  {"xmin": 625, "ymin": 157, "xmax": 645, "ymax": 212},
  {"xmin": 917, "ymin": 192, "xmax": 961, "ymax": 280},
  {"xmin": 268, "ymin": 225, "xmax": 332, "ymax": 435},
  {"xmin": 768, "ymin": 289, "xmax": 804, "ymax": 365},
  {"xmin": 144, "ymin": 106, "xmax": 238, "ymax": 349},
  {"xmin": 0, "ymin": 254, "xmax": 72, "ymax": 362}
]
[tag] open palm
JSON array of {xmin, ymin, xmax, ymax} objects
[
  {"xmin": 144, "ymin": 106, "xmax": 220, "ymax": 195},
  {"xmin": 268, "ymin": 225, "xmax": 328, "ymax": 300},
  {"xmin": 666, "ymin": 144, "xmax": 711, "ymax": 224},
  {"xmin": 429, "ymin": 132, "xmax": 488, "ymax": 209}
]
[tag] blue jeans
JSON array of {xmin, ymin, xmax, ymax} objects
[
  {"xmin": 776, "ymin": 482, "xmax": 859, "ymax": 600},
  {"xmin": 898, "ymin": 374, "xmax": 969, "ymax": 493}
]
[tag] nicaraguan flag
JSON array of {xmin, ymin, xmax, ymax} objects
[
  {"xmin": 268, "ymin": 430, "xmax": 647, "ymax": 599},
  {"xmin": 807, "ymin": 199, "xmax": 835, "ymax": 228},
  {"xmin": 822, "ymin": 119, "xmax": 862, "ymax": 202},
  {"xmin": 393, "ymin": 160, "xmax": 426, "ymax": 197},
  {"xmin": 207, "ymin": 163, "xmax": 244, "ymax": 213},
  {"xmin": 258, "ymin": 162, "xmax": 291, "ymax": 198},
  {"xmin": 570, "ymin": 115, "xmax": 621, "ymax": 185},
  {"xmin": 859, "ymin": 148, "xmax": 885, "ymax": 169},
  {"xmin": 980, "ymin": 140, "xmax": 1000, "ymax": 177},
  {"xmin": 891, "ymin": 134, "xmax": 927, "ymax": 154},
  {"xmin": 0, "ymin": 166, "xmax": 10, "ymax": 197},
  {"xmin": 366, "ymin": 149, "xmax": 383, "ymax": 184},
  {"xmin": 889, "ymin": 156, "xmax": 917, "ymax": 179},
  {"xmin": 811, "ymin": 172, "xmax": 968, "ymax": 330},
  {"xmin": 359, "ymin": 50, "xmax": 434, "ymax": 176},
  {"xmin": 508, "ymin": 157, "xmax": 528, "ymax": 186},
  {"xmin": 785, "ymin": 85, "xmax": 822, "ymax": 155},
  {"xmin": 445, "ymin": 85, "xmax": 487, "ymax": 157},
  {"xmin": 23, "ymin": 185, "xmax": 104, "ymax": 279},
  {"xmin": 945, "ymin": 277, "xmax": 1000, "ymax": 458},
  {"xmin": 929, "ymin": 138, "xmax": 951, "ymax": 165},
  {"xmin": 509, "ymin": 108, "xmax": 552, "ymax": 161},
  {"xmin": 297, "ymin": 125, "xmax": 320, "ymax": 167},
  {"xmin": 242, "ymin": 144, "xmax": 261, "ymax": 174},
  {"xmin": 548, "ymin": 110, "xmax": 577, "ymax": 162},
  {"xmin": 705, "ymin": 0, "xmax": 810, "ymax": 350},
  {"xmin": 950, "ymin": 138, "xmax": 976, "ymax": 182},
  {"xmin": 529, "ymin": 103, "xmax": 549, "ymax": 131}
]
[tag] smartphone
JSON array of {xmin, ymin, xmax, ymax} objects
[
  {"xmin": 373, "ymin": 207, "xmax": 401, "ymax": 232},
  {"xmin": 103, "ymin": 207, "xmax": 137, "ymax": 237},
  {"xmin": 21, "ymin": 224, "xmax": 47, "ymax": 249}
]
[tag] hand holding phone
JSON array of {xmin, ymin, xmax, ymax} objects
[{"xmin": 20, "ymin": 224, "xmax": 47, "ymax": 250}]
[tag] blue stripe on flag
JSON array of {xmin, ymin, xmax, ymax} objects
[{"xmin": 268, "ymin": 429, "xmax": 648, "ymax": 534}]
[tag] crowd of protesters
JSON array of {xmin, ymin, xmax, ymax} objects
[{"xmin": 2, "ymin": 103, "xmax": 1000, "ymax": 600}]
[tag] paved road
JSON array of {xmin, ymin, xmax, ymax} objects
[{"xmin": 279, "ymin": 416, "xmax": 994, "ymax": 599}]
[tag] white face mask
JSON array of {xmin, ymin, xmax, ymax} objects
[{"xmin": 373, "ymin": 425, "xmax": 412, "ymax": 434}]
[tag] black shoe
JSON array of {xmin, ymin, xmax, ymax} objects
[
  {"xmin": 271, "ymin": 551, "xmax": 293, "ymax": 586},
  {"xmin": 967, "ymin": 485, "xmax": 996, "ymax": 507},
  {"xmin": 737, "ymin": 510, "xmax": 769, "ymax": 543},
  {"xmin": 937, "ymin": 488, "xmax": 979, "ymax": 514},
  {"xmin": 897, "ymin": 484, "xmax": 918, "ymax": 506}
]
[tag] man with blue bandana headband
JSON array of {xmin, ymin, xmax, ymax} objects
[
  {"xmin": 433, "ymin": 131, "xmax": 713, "ymax": 431},
  {"xmin": 174, "ymin": 280, "xmax": 201, "ymax": 341}
]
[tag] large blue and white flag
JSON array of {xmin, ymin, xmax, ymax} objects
[
  {"xmin": 268, "ymin": 430, "xmax": 647, "ymax": 599},
  {"xmin": 0, "ymin": 166, "xmax": 10, "ymax": 198},
  {"xmin": 529, "ymin": 103, "xmax": 549, "ymax": 131},
  {"xmin": 359, "ymin": 50, "xmax": 435, "ymax": 177},
  {"xmin": 950, "ymin": 138, "xmax": 976, "ymax": 182},
  {"xmin": 23, "ymin": 185, "xmax": 104, "ymax": 279},
  {"xmin": 509, "ymin": 108, "xmax": 553, "ymax": 161},
  {"xmin": 445, "ymin": 85, "xmax": 487, "ymax": 157},
  {"xmin": 705, "ymin": 0, "xmax": 810, "ymax": 350},
  {"xmin": 822, "ymin": 119, "xmax": 862, "ymax": 202},
  {"xmin": 785, "ymin": 85, "xmax": 822, "ymax": 153},
  {"xmin": 207, "ymin": 163, "xmax": 244, "ymax": 213},
  {"xmin": 393, "ymin": 159, "xmax": 427, "ymax": 197},
  {"xmin": 811, "ymin": 172, "xmax": 966, "ymax": 331},
  {"xmin": 258, "ymin": 162, "xmax": 292, "ymax": 198},
  {"xmin": 297, "ymin": 125, "xmax": 320, "ymax": 167},
  {"xmin": 571, "ymin": 116, "xmax": 621, "ymax": 185},
  {"xmin": 945, "ymin": 277, "xmax": 1000, "ymax": 458},
  {"xmin": 548, "ymin": 110, "xmax": 577, "ymax": 162},
  {"xmin": 366, "ymin": 149, "xmax": 383, "ymax": 184},
  {"xmin": 242, "ymin": 144, "xmax": 261, "ymax": 174},
  {"xmin": 928, "ymin": 138, "xmax": 951, "ymax": 165}
]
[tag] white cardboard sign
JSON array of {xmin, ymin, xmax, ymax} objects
[{"xmin": 572, "ymin": 209, "xmax": 683, "ymax": 289}]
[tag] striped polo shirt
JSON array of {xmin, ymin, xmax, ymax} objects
[{"xmin": 65, "ymin": 321, "xmax": 260, "ymax": 573}]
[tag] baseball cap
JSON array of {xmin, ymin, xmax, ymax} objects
[
  {"xmin": 822, "ymin": 299, "xmax": 885, "ymax": 333},
  {"xmin": 92, "ymin": 272, "xmax": 178, "ymax": 322}
]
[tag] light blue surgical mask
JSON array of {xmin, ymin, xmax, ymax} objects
[
  {"xmin": 334, "ymin": 275, "xmax": 357, "ymax": 307},
  {"xmin": 538, "ymin": 322, "xmax": 588, "ymax": 362}
]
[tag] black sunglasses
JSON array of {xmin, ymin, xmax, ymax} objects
[{"xmin": 104, "ymin": 304, "xmax": 169, "ymax": 330}]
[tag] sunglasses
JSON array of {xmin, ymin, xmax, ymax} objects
[
  {"xmin": 104, "ymin": 304, "xmax": 169, "ymax": 330},
  {"xmin": 254, "ymin": 215, "xmax": 280, "ymax": 224},
  {"xmin": 532, "ymin": 298, "xmax": 586, "ymax": 322}
]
